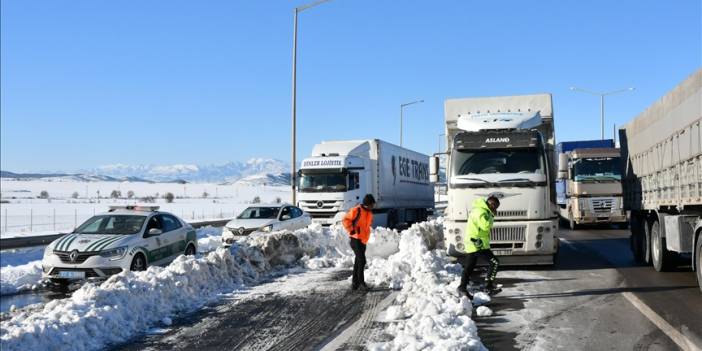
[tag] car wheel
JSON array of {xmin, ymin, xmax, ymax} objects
[
  {"xmin": 130, "ymin": 253, "xmax": 147, "ymax": 272},
  {"xmin": 185, "ymin": 244, "xmax": 196, "ymax": 256},
  {"xmin": 651, "ymin": 220, "xmax": 675, "ymax": 272}
]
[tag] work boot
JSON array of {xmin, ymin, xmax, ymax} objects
[
  {"xmin": 483, "ymin": 281, "xmax": 502, "ymax": 296},
  {"xmin": 456, "ymin": 286, "xmax": 473, "ymax": 300}
]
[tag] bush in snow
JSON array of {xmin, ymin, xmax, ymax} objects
[
  {"xmin": 127, "ymin": 190, "xmax": 135, "ymax": 199},
  {"xmin": 71, "ymin": 192, "xmax": 79, "ymax": 199},
  {"xmin": 202, "ymin": 191, "xmax": 209, "ymax": 198},
  {"xmin": 164, "ymin": 192, "xmax": 175, "ymax": 203},
  {"xmin": 110, "ymin": 190, "xmax": 122, "ymax": 199},
  {"xmin": 38, "ymin": 190, "xmax": 49, "ymax": 199},
  {"xmin": 275, "ymin": 197, "xmax": 282, "ymax": 204},
  {"xmin": 252, "ymin": 196, "xmax": 261, "ymax": 204}
]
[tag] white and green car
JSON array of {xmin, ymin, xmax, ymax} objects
[{"xmin": 42, "ymin": 206, "xmax": 197, "ymax": 284}]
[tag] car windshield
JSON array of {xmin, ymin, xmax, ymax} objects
[
  {"xmin": 452, "ymin": 148, "xmax": 544, "ymax": 176},
  {"xmin": 237, "ymin": 207, "xmax": 280, "ymax": 219},
  {"xmin": 573, "ymin": 157, "xmax": 621, "ymax": 181},
  {"xmin": 74, "ymin": 215, "xmax": 146, "ymax": 235},
  {"xmin": 298, "ymin": 172, "xmax": 347, "ymax": 192}
]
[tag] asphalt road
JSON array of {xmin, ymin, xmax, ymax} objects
[
  {"xmin": 476, "ymin": 227, "xmax": 702, "ymax": 351},
  {"xmin": 115, "ymin": 269, "xmax": 392, "ymax": 351}
]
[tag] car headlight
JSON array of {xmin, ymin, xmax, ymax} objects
[
  {"xmin": 262, "ymin": 225, "xmax": 273, "ymax": 233},
  {"xmin": 100, "ymin": 246, "xmax": 128, "ymax": 260},
  {"xmin": 43, "ymin": 245, "xmax": 54, "ymax": 259}
]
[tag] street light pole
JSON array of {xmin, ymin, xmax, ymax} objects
[
  {"xmin": 290, "ymin": 0, "xmax": 332, "ymax": 206},
  {"xmin": 400, "ymin": 99, "xmax": 424, "ymax": 147},
  {"xmin": 438, "ymin": 133, "xmax": 445, "ymax": 153},
  {"xmin": 570, "ymin": 86, "xmax": 635, "ymax": 140}
]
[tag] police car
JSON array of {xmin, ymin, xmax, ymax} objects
[
  {"xmin": 42, "ymin": 206, "xmax": 197, "ymax": 284},
  {"xmin": 221, "ymin": 204, "xmax": 311, "ymax": 245}
]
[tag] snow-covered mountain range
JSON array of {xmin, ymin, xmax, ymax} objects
[{"xmin": 1, "ymin": 159, "xmax": 291, "ymax": 185}]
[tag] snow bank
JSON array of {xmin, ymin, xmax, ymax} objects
[
  {"xmin": 194, "ymin": 226, "xmax": 223, "ymax": 253},
  {"xmin": 365, "ymin": 219, "xmax": 486, "ymax": 351},
  {"xmin": 0, "ymin": 262, "xmax": 43, "ymax": 295},
  {"xmin": 476, "ymin": 306, "xmax": 493, "ymax": 317}
]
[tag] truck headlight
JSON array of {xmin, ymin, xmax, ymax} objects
[
  {"xmin": 262, "ymin": 225, "xmax": 273, "ymax": 233},
  {"xmin": 100, "ymin": 246, "xmax": 128, "ymax": 260}
]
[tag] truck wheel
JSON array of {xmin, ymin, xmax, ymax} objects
[
  {"xmin": 643, "ymin": 220, "xmax": 653, "ymax": 265},
  {"xmin": 630, "ymin": 216, "xmax": 644, "ymax": 263},
  {"xmin": 696, "ymin": 233, "xmax": 701, "ymax": 292},
  {"xmin": 651, "ymin": 220, "xmax": 675, "ymax": 272}
]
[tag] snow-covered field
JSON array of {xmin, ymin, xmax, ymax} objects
[
  {"xmin": 0, "ymin": 180, "xmax": 290, "ymax": 237},
  {"xmin": 0, "ymin": 220, "xmax": 489, "ymax": 351}
]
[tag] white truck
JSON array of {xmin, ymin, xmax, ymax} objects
[
  {"xmin": 297, "ymin": 139, "xmax": 434, "ymax": 228},
  {"xmin": 556, "ymin": 140, "xmax": 628, "ymax": 230},
  {"xmin": 620, "ymin": 69, "xmax": 701, "ymax": 290},
  {"xmin": 431, "ymin": 94, "xmax": 559, "ymax": 265}
]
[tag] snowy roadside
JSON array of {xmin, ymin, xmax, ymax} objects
[
  {"xmin": 0, "ymin": 227, "xmax": 224, "ymax": 297},
  {"xmin": 1, "ymin": 220, "xmax": 489, "ymax": 351}
]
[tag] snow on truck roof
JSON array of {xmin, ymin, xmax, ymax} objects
[{"xmin": 457, "ymin": 111, "xmax": 542, "ymax": 132}]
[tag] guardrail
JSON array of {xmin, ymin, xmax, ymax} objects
[{"xmin": 0, "ymin": 218, "xmax": 232, "ymax": 250}]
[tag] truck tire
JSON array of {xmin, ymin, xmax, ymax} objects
[
  {"xmin": 642, "ymin": 220, "xmax": 653, "ymax": 265},
  {"xmin": 630, "ymin": 215, "xmax": 644, "ymax": 263},
  {"xmin": 696, "ymin": 233, "xmax": 701, "ymax": 292},
  {"xmin": 651, "ymin": 220, "xmax": 675, "ymax": 272}
]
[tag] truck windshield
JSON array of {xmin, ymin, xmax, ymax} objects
[
  {"xmin": 573, "ymin": 157, "xmax": 621, "ymax": 181},
  {"xmin": 298, "ymin": 172, "xmax": 347, "ymax": 192},
  {"xmin": 453, "ymin": 148, "xmax": 544, "ymax": 175}
]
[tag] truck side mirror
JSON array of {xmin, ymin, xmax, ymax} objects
[
  {"xmin": 429, "ymin": 156, "xmax": 439, "ymax": 183},
  {"xmin": 557, "ymin": 153, "xmax": 568, "ymax": 177}
]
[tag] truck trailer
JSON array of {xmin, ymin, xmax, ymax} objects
[
  {"xmin": 619, "ymin": 69, "xmax": 701, "ymax": 290},
  {"xmin": 297, "ymin": 139, "xmax": 434, "ymax": 228},
  {"xmin": 431, "ymin": 94, "xmax": 559, "ymax": 265},
  {"xmin": 556, "ymin": 139, "xmax": 627, "ymax": 229}
]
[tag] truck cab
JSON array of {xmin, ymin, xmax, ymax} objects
[
  {"xmin": 297, "ymin": 154, "xmax": 367, "ymax": 225},
  {"xmin": 556, "ymin": 142, "xmax": 627, "ymax": 229},
  {"xmin": 435, "ymin": 94, "xmax": 560, "ymax": 265}
]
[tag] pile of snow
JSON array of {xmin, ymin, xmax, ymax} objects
[
  {"xmin": 364, "ymin": 219, "xmax": 487, "ymax": 351},
  {"xmin": 195, "ymin": 226, "xmax": 224, "ymax": 253},
  {"xmin": 0, "ymin": 262, "xmax": 42, "ymax": 295}
]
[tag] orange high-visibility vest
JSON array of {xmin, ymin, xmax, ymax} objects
[{"xmin": 342, "ymin": 205, "xmax": 373, "ymax": 244}]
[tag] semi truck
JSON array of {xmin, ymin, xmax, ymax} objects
[
  {"xmin": 619, "ymin": 69, "xmax": 701, "ymax": 290},
  {"xmin": 296, "ymin": 139, "xmax": 434, "ymax": 228},
  {"xmin": 556, "ymin": 139, "xmax": 627, "ymax": 229},
  {"xmin": 431, "ymin": 94, "xmax": 559, "ymax": 265}
]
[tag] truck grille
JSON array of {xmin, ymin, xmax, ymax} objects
[
  {"xmin": 308, "ymin": 211, "xmax": 337, "ymax": 219},
  {"xmin": 54, "ymin": 251, "xmax": 99, "ymax": 264},
  {"xmin": 496, "ymin": 210, "xmax": 527, "ymax": 218},
  {"xmin": 591, "ymin": 199, "xmax": 614, "ymax": 213},
  {"xmin": 300, "ymin": 200, "xmax": 338, "ymax": 210},
  {"xmin": 490, "ymin": 226, "xmax": 526, "ymax": 242}
]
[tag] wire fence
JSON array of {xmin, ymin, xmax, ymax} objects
[{"xmin": 0, "ymin": 207, "xmax": 239, "ymax": 236}]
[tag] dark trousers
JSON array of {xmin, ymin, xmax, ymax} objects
[
  {"xmin": 459, "ymin": 249, "xmax": 500, "ymax": 289},
  {"xmin": 349, "ymin": 238, "xmax": 366, "ymax": 288}
]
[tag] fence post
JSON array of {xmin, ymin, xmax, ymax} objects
[
  {"xmin": 53, "ymin": 208, "xmax": 56, "ymax": 231},
  {"xmin": 192, "ymin": 211, "xmax": 195, "ymax": 220},
  {"xmin": 4, "ymin": 208, "xmax": 7, "ymax": 233},
  {"xmin": 74, "ymin": 209, "xmax": 77, "ymax": 229},
  {"xmin": 30, "ymin": 208, "xmax": 33, "ymax": 232}
]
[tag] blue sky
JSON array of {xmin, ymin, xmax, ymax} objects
[{"xmin": 1, "ymin": 0, "xmax": 700, "ymax": 172}]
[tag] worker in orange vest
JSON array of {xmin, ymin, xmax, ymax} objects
[{"xmin": 343, "ymin": 194, "xmax": 376, "ymax": 291}]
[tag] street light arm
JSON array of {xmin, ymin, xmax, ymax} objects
[
  {"xmin": 569, "ymin": 86, "xmax": 601, "ymax": 96},
  {"xmin": 296, "ymin": 0, "xmax": 333, "ymax": 12},
  {"xmin": 401, "ymin": 99, "xmax": 424, "ymax": 107},
  {"xmin": 603, "ymin": 87, "xmax": 636, "ymax": 96}
]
